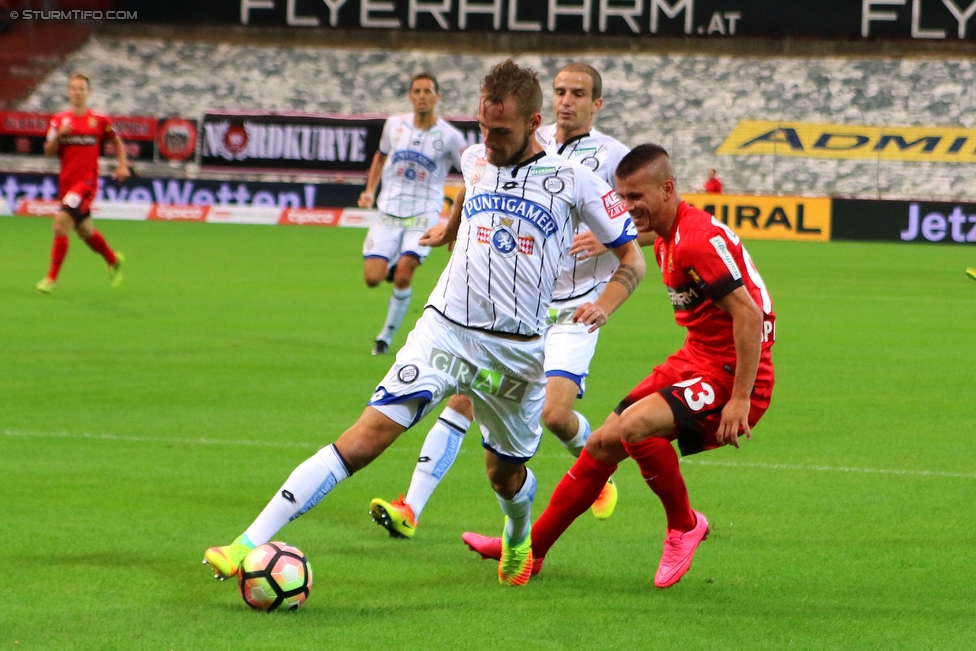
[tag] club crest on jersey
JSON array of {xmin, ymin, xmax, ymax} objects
[
  {"xmin": 489, "ymin": 224, "xmax": 519, "ymax": 257},
  {"xmin": 464, "ymin": 193, "xmax": 557, "ymax": 239},
  {"xmin": 477, "ymin": 225, "xmax": 534, "ymax": 255},
  {"xmin": 88, "ymin": 117, "xmax": 97, "ymax": 128},
  {"xmin": 544, "ymin": 176, "xmax": 565, "ymax": 194},
  {"xmin": 581, "ymin": 156, "xmax": 599, "ymax": 171},
  {"xmin": 433, "ymin": 139, "xmax": 443, "ymax": 151},
  {"xmin": 602, "ymin": 190, "xmax": 626, "ymax": 219}
]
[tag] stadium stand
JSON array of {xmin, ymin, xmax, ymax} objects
[
  {"xmin": 0, "ymin": 20, "xmax": 92, "ymax": 109},
  {"xmin": 12, "ymin": 34, "xmax": 976, "ymax": 200}
]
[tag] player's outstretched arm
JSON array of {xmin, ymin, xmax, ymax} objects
[
  {"xmin": 571, "ymin": 230, "xmax": 656, "ymax": 261},
  {"xmin": 572, "ymin": 240, "xmax": 645, "ymax": 332},
  {"xmin": 714, "ymin": 286, "xmax": 763, "ymax": 447},
  {"xmin": 420, "ymin": 186, "xmax": 464, "ymax": 249},
  {"xmin": 358, "ymin": 151, "xmax": 386, "ymax": 208},
  {"xmin": 112, "ymin": 133, "xmax": 131, "ymax": 181}
]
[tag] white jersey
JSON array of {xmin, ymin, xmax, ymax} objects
[
  {"xmin": 376, "ymin": 114, "xmax": 467, "ymax": 218},
  {"xmin": 536, "ymin": 125, "xmax": 630, "ymax": 302},
  {"xmin": 426, "ymin": 144, "xmax": 638, "ymax": 337}
]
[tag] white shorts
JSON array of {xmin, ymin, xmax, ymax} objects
[
  {"xmin": 369, "ymin": 309, "xmax": 546, "ymax": 461},
  {"xmin": 362, "ymin": 212, "xmax": 437, "ymax": 263},
  {"xmin": 543, "ymin": 296, "xmax": 601, "ymax": 399}
]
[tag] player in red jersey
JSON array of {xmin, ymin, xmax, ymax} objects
[
  {"xmin": 36, "ymin": 72, "xmax": 130, "ymax": 294},
  {"xmin": 701, "ymin": 168, "xmax": 723, "ymax": 194},
  {"xmin": 463, "ymin": 144, "xmax": 775, "ymax": 588}
]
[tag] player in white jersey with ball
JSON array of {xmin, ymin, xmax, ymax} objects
[
  {"xmin": 359, "ymin": 72, "xmax": 467, "ymax": 356},
  {"xmin": 369, "ymin": 64, "xmax": 644, "ymax": 542},
  {"xmin": 203, "ymin": 60, "xmax": 644, "ymax": 588}
]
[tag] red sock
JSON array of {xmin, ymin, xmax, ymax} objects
[
  {"xmin": 48, "ymin": 235, "xmax": 69, "ymax": 281},
  {"xmin": 622, "ymin": 437, "xmax": 695, "ymax": 532},
  {"xmin": 531, "ymin": 449, "xmax": 617, "ymax": 559},
  {"xmin": 84, "ymin": 230, "xmax": 117, "ymax": 266}
]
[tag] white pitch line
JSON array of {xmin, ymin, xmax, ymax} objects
[
  {"xmin": 680, "ymin": 457, "xmax": 976, "ymax": 479},
  {"xmin": 0, "ymin": 429, "xmax": 320, "ymax": 450},
  {"xmin": 3, "ymin": 428, "xmax": 974, "ymax": 479}
]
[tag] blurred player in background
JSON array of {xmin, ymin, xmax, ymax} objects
[
  {"xmin": 701, "ymin": 168, "xmax": 723, "ymax": 194},
  {"xmin": 203, "ymin": 60, "xmax": 644, "ymax": 588},
  {"xmin": 464, "ymin": 144, "xmax": 775, "ymax": 588},
  {"xmin": 357, "ymin": 72, "xmax": 467, "ymax": 355},
  {"xmin": 369, "ymin": 63, "xmax": 647, "ymax": 541},
  {"xmin": 36, "ymin": 72, "xmax": 129, "ymax": 294}
]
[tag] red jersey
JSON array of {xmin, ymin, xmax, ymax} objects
[
  {"xmin": 654, "ymin": 201, "xmax": 775, "ymax": 382},
  {"xmin": 703, "ymin": 177, "xmax": 723, "ymax": 194},
  {"xmin": 47, "ymin": 109, "xmax": 114, "ymax": 195}
]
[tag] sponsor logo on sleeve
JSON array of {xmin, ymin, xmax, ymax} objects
[
  {"xmin": 602, "ymin": 190, "xmax": 626, "ymax": 219},
  {"xmin": 708, "ymin": 236, "xmax": 742, "ymax": 280}
]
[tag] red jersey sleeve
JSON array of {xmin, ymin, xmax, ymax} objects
[
  {"xmin": 100, "ymin": 114, "xmax": 115, "ymax": 145},
  {"xmin": 675, "ymin": 220, "xmax": 745, "ymax": 303}
]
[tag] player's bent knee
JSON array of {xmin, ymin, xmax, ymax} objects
[
  {"xmin": 445, "ymin": 394, "xmax": 474, "ymax": 419},
  {"xmin": 617, "ymin": 412, "xmax": 671, "ymax": 445},
  {"xmin": 487, "ymin": 473, "xmax": 521, "ymax": 500},
  {"xmin": 53, "ymin": 212, "xmax": 73, "ymax": 236},
  {"xmin": 335, "ymin": 410, "xmax": 406, "ymax": 472},
  {"xmin": 583, "ymin": 419, "xmax": 629, "ymax": 464},
  {"xmin": 541, "ymin": 405, "xmax": 574, "ymax": 440}
]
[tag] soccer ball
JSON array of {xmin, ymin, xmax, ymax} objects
[{"xmin": 238, "ymin": 542, "xmax": 313, "ymax": 612}]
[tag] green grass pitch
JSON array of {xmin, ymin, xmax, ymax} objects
[{"xmin": 1, "ymin": 215, "xmax": 974, "ymax": 650}]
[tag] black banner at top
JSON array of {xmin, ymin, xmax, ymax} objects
[
  {"xmin": 115, "ymin": 0, "xmax": 976, "ymax": 40},
  {"xmin": 200, "ymin": 111, "xmax": 480, "ymax": 172}
]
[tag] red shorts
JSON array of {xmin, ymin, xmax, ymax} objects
[
  {"xmin": 614, "ymin": 347, "xmax": 774, "ymax": 456},
  {"xmin": 60, "ymin": 181, "xmax": 96, "ymax": 223}
]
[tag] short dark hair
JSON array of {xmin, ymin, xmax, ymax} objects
[
  {"xmin": 615, "ymin": 143, "xmax": 671, "ymax": 180},
  {"xmin": 558, "ymin": 63, "xmax": 602, "ymax": 100},
  {"xmin": 411, "ymin": 72, "xmax": 439, "ymax": 94},
  {"xmin": 482, "ymin": 59, "xmax": 543, "ymax": 121},
  {"xmin": 69, "ymin": 72, "xmax": 91, "ymax": 89}
]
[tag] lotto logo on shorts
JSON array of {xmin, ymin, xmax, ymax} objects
[
  {"xmin": 602, "ymin": 191, "xmax": 626, "ymax": 219},
  {"xmin": 430, "ymin": 348, "xmax": 528, "ymax": 402}
]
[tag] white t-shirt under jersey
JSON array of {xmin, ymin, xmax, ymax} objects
[
  {"xmin": 536, "ymin": 125, "xmax": 630, "ymax": 302},
  {"xmin": 376, "ymin": 114, "xmax": 467, "ymax": 218},
  {"xmin": 426, "ymin": 144, "xmax": 637, "ymax": 337}
]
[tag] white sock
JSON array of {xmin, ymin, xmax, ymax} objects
[
  {"xmin": 559, "ymin": 411, "xmax": 591, "ymax": 458},
  {"xmin": 496, "ymin": 468, "xmax": 537, "ymax": 545},
  {"xmin": 405, "ymin": 407, "xmax": 470, "ymax": 520},
  {"xmin": 244, "ymin": 444, "xmax": 350, "ymax": 546},
  {"xmin": 377, "ymin": 286, "xmax": 412, "ymax": 344}
]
